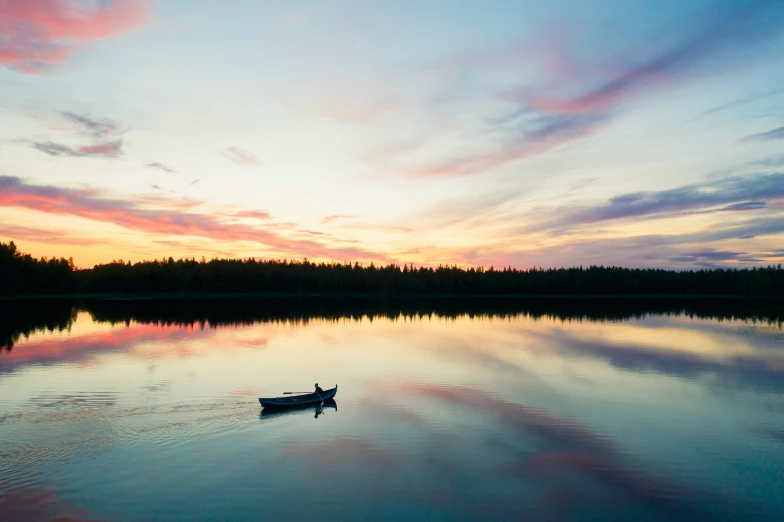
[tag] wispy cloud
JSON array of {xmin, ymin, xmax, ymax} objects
[
  {"xmin": 330, "ymin": 221, "xmax": 414, "ymax": 235},
  {"xmin": 702, "ymin": 87, "xmax": 784, "ymax": 116},
  {"xmin": 524, "ymin": 172, "xmax": 784, "ymax": 234},
  {"xmin": 0, "ymin": 0, "xmax": 150, "ymax": 74},
  {"xmin": 419, "ymin": 1, "xmax": 784, "ymax": 177},
  {"xmin": 744, "ymin": 155, "xmax": 784, "ymax": 169},
  {"xmin": 146, "ymin": 162, "xmax": 177, "ymax": 173},
  {"xmin": 30, "ymin": 110, "xmax": 127, "ymax": 159},
  {"xmin": 452, "ymin": 216, "xmax": 784, "ymax": 270},
  {"xmin": 539, "ymin": 328, "xmax": 784, "ymax": 393},
  {"xmin": 321, "ymin": 215, "xmax": 359, "ymax": 224},
  {"xmin": 686, "ymin": 201, "xmax": 768, "ymax": 215},
  {"xmin": 0, "ymin": 176, "xmax": 390, "ymax": 262},
  {"xmin": 416, "ymin": 189, "xmax": 524, "ymax": 229},
  {"xmin": 516, "ymin": 2, "xmax": 784, "ymax": 116},
  {"xmin": 740, "ymin": 126, "xmax": 784, "ymax": 142},
  {"xmin": 30, "ymin": 139, "xmax": 123, "ymax": 158},
  {"xmin": 413, "ymin": 113, "xmax": 608, "ymax": 177},
  {"xmin": 78, "ymin": 141, "xmax": 123, "ymax": 156},
  {"xmin": 230, "ymin": 210, "xmax": 272, "ymax": 220},
  {"xmin": 61, "ymin": 111, "xmax": 120, "ymax": 137},
  {"xmin": 219, "ymin": 147, "xmax": 259, "ymax": 167},
  {"xmin": 0, "ymin": 222, "xmax": 101, "ymax": 246},
  {"xmin": 669, "ymin": 249, "xmax": 764, "ymax": 265},
  {"xmin": 694, "ymin": 216, "xmax": 784, "ymax": 243}
]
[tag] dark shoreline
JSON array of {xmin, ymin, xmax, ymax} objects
[
  {"xmin": 4, "ymin": 241, "xmax": 784, "ymax": 298},
  {"xmin": 2, "ymin": 292, "xmax": 783, "ymax": 301}
]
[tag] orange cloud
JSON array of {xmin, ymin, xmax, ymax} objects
[{"xmin": 0, "ymin": 176, "xmax": 391, "ymax": 263}]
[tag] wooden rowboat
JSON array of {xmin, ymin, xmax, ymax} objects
[{"xmin": 259, "ymin": 385, "xmax": 338, "ymax": 408}]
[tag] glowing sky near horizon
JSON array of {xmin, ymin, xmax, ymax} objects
[{"xmin": 1, "ymin": 0, "xmax": 783, "ymax": 269}]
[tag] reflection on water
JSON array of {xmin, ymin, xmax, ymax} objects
[
  {"xmin": 260, "ymin": 399, "xmax": 338, "ymax": 421},
  {"xmin": 1, "ymin": 299, "xmax": 783, "ymax": 521}
]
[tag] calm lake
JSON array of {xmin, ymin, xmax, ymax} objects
[{"xmin": 1, "ymin": 299, "xmax": 783, "ymax": 521}]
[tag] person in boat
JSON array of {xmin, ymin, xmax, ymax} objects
[{"xmin": 314, "ymin": 383, "xmax": 324, "ymax": 395}]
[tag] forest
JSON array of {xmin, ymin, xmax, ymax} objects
[{"xmin": 2, "ymin": 241, "xmax": 783, "ymax": 297}]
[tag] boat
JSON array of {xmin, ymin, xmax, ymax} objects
[
  {"xmin": 260, "ymin": 399, "xmax": 337, "ymax": 421},
  {"xmin": 258, "ymin": 385, "xmax": 338, "ymax": 409}
]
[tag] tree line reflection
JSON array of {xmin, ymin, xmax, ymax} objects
[
  {"xmin": 0, "ymin": 301, "xmax": 77, "ymax": 352},
  {"xmin": 1, "ymin": 296, "xmax": 781, "ymax": 352}
]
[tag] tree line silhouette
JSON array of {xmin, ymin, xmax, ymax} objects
[
  {"xmin": 2, "ymin": 241, "xmax": 784, "ymax": 297},
  {"xmin": 0, "ymin": 241, "xmax": 76, "ymax": 295}
]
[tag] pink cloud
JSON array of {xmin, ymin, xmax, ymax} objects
[
  {"xmin": 31, "ymin": 139, "xmax": 124, "ymax": 158},
  {"xmin": 2, "ymin": 321, "xmax": 275, "ymax": 373},
  {"xmin": 0, "ymin": 0, "xmax": 150, "ymax": 73},
  {"xmin": 1, "ymin": 323, "xmax": 195, "ymax": 372},
  {"xmin": 30, "ymin": 112, "xmax": 126, "ymax": 158},
  {"xmin": 0, "ymin": 176, "xmax": 391, "ymax": 263},
  {"xmin": 514, "ymin": 64, "xmax": 677, "ymax": 116},
  {"xmin": 414, "ymin": 2, "xmax": 784, "ymax": 178},
  {"xmin": 513, "ymin": 3, "xmax": 784, "ymax": 119},
  {"xmin": 76, "ymin": 140, "xmax": 123, "ymax": 156}
]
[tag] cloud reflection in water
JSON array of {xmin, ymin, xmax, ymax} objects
[{"xmin": 0, "ymin": 302, "xmax": 782, "ymax": 520}]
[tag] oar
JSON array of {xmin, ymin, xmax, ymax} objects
[{"xmin": 283, "ymin": 390, "xmax": 324, "ymax": 405}]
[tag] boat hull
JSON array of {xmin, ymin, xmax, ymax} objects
[
  {"xmin": 259, "ymin": 385, "xmax": 338, "ymax": 408},
  {"xmin": 260, "ymin": 399, "xmax": 337, "ymax": 420}
]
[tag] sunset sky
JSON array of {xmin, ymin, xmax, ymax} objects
[{"xmin": 1, "ymin": 0, "xmax": 783, "ymax": 269}]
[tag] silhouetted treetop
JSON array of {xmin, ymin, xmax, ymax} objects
[
  {"xmin": 0, "ymin": 241, "xmax": 76, "ymax": 296},
  {"xmin": 1, "ymin": 242, "xmax": 783, "ymax": 297}
]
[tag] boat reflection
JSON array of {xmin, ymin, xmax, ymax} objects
[{"xmin": 259, "ymin": 399, "xmax": 337, "ymax": 421}]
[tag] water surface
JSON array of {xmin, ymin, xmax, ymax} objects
[{"xmin": 1, "ymin": 300, "xmax": 783, "ymax": 521}]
